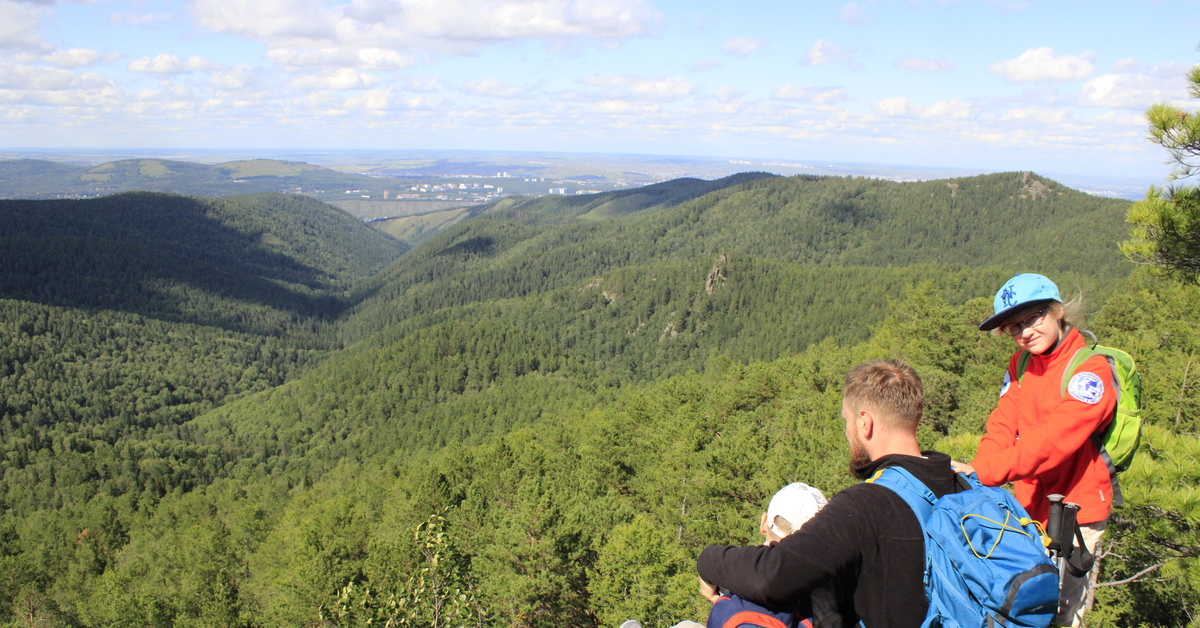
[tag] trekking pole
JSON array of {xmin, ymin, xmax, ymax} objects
[
  {"xmin": 1056, "ymin": 500, "xmax": 1082, "ymax": 595},
  {"xmin": 1046, "ymin": 494, "xmax": 1082, "ymax": 596}
]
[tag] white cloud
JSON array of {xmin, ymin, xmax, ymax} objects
[
  {"xmin": 0, "ymin": 0, "xmax": 48, "ymax": 50},
  {"xmin": 288, "ymin": 68, "xmax": 381, "ymax": 90},
  {"xmin": 462, "ymin": 78, "xmax": 525, "ymax": 98},
  {"xmin": 803, "ymin": 39, "xmax": 858, "ymax": 69},
  {"xmin": 265, "ymin": 46, "xmax": 415, "ymax": 70},
  {"xmin": 357, "ymin": 47, "xmax": 415, "ymax": 70},
  {"xmin": 128, "ymin": 54, "xmax": 218, "ymax": 74},
  {"xmin": 1001, "ymin": 107, "xmax": 1068, "ymax": 124},
  {"xmin": 872, "ymin": 96, "xmax": 911, "ymax": 117},
  {"xmin": 689, "ymin": 59, "xmax": 720, "ymax": 72},
  {"xmin": 772, "ymin": 85, "xmax": 848, "ymax": 105},
  {"xmin": 582, "ymin": 74, "xmax": 695, "ymax": 102},
  {"xmin": 193, "ymin": 0, "xmax": 662, "ymax": 56},
  {"xmin": 207, "ymin": 65, "xmax": 265, "ymax": 90},
  {"xmin": 344, "ymin": 88, "xmax": 393, "ymax": 110},
  {"xmin": 715, "ymin": 86, "xmax": 745, "ymax": 103},
  {"xmin": 723, "ymin": 37, "xmax": 766, "ymax": 57},
  {"xmin": 44, "ymin": 48, "xmax": 100, "ymax": 68},
  {"xmin": 872, "ymin": 96, "xmax": 971, "ymax": 119},
  {"xmin": 0, "ymin": 64, "xmax": 109, "ymax": 91},
  {"xmin": 895, "ymin": 57, "xmax": 955, "ymax": 73},
  {"xmin": 841, "ymin": 2, "xmax": 868, "ymax": 27},
  {"xmin": 1079, "ymin": 61, "xmax": 1195, "ymax": 110},
  {"xmin": 988, "ymin": 47, "xmax": 1095, "ymax": 83}
]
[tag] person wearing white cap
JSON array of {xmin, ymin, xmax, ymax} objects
[
  {"xmin": 953, "ymin": 273, "xmax": 1115, "ymax": 627},
  {"xmin": 623, "ymin": 483, "xmax": 835, "ymax": 628},
  {"xmin": 696, "ymin": 482, "xmax": 837, "ymax": 628}
]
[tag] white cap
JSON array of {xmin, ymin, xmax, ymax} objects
[{"xmin": 766, "ymin": 482, "xmax": 828, "ymax": 537}]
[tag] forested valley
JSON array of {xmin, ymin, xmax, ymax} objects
[{"xmin": 1, "ymin": 172, "xmax": 1196, "ymax": 628}]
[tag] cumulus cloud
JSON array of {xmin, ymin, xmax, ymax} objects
[
  {"xmin": 723, "ymin": 37, "xmax": 766, "ymax": 57},
  {"xmin": 193, "ymin": 0, "xmax": 662, "ymax": 56},
  {"xmin": 715, "ymin": 86, "xmax": 746, "ymax": 103},
  {"xmin": 462, "ymin": 78, "xmax": 525, "ymax": 98},
  {"xmin": 128, "ymin": 54, "xmax": 217, "ymax": 74},
  {"xmin": 0, "ymin": 64, "xmax": 109, "ymax": 91},
  {"xmin": 1000, "ymin": 107, "xmax": 1068, "ymax": 124},
  {"xmin": 0, "ymin": 0, "xmax": 49, "ymax": 50},
  {"xmin": 1079, "ymin": 61, "xmax": 1195, "ymax": 110},
  {"xmin": 803, "ymin": 39, "xmax": 858, "ymax": 69},
  {"xmin": 772, "ymin": 85, "xmax": 849, "ymax": 105},
  {"xmin": 266, "ymin": 46, "xmax": 415, "ymax": 70},
  {"xmin": 841, "ymin": 2, "xmax": 868, "ymax": 27},
  {"xmin": 895, "ymin": 57, "xmax": 955, "ymax": 73},
  {"xmin": 988, "ymin": 47, "xmax": 1095, "ymax": 83},
  {"xmin": 44, "ymin": 48, "xmax": 100, "ymax": 68},
  {"xmin": 343, "ymin": 88, "xmax": 393, "ymax": 110},
  {"xmin": 689, "ymin": 59, "xmax": 720, "ymax": 72},
  {"xmin": 287, "ymin": 67, "xmax": 381, "ymax": 90},
  {"xmin": 872, "ymin": 96, "xmax": 971, "ymax": 119},
  {"xmin": 207, "ymin": 65, "xmax": 266, "ymax": 90},
  {"xmin": 582, "ymin": 74, "xmax": 695, "ymax": 102}
]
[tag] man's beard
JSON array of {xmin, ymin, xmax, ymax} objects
[{"xmin": 848, "ymin": 434, "xmax": 872, "ymax": 479}]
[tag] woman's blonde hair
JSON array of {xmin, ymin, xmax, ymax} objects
[{"xmin": 1056, "ymin": 291, "xmax": 1086, "ymax": 331}]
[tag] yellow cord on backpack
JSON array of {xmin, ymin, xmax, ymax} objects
[{"xmin": 960, "ymin": 511, "xmax": 1035, "ymax": 559}]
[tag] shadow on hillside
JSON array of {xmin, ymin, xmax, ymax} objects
[{"xmin": 0, "ymin": 194, "xmax": 379, "ymax": 333}]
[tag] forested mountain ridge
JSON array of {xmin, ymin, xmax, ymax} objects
[
  {"xmin": 0, "ymin": 192, "xmax": 406, "ymax": 330},
  {"xmin": 344, "ymin": 171, "xmax": 1130, "ymax": 343},
  {"xmin": 0, "ymin": 191, "xmax": 404, "ymax": 545},
  {"xmin": 0, "ymin": 158, "xmax": 384, "ymax": 199},
  {"xmin": 185, "ymin": 171, "xmax": 1132, "ymax": 477},
  {"xmin": 5, "ymin": 172, "xmax": 1191, "ymax": 628}
]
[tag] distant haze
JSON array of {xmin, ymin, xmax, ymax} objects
[{"xmin": 0, "ymin": 1, "xmax": 1195, "ymax": 182}]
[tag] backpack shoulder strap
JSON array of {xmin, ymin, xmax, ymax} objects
[
  {"xmin": 1058, "ymin": 347, "xmax": 1099, "ymax": 397},
  {"xmin": 865, "ymin": 466, "xmax": 936, "ymax": 531},
  {"xmin": 720, "ymin": 611, "xmax": 792, "ymax": 628},
  {"xmin": 1015, "ymin": 350, "xmax": 1032, "ymax": 384}
]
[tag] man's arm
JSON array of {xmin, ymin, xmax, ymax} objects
[{"xmin": 697, "ymin": 487, "xmax": 866, "ymax": 608}]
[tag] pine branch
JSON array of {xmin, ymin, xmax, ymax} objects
[{"xmin": 1096, "ymin": 562, "xmax": 1167, "ymax": 587}]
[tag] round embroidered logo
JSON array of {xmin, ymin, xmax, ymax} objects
[{"xmin": 1068, "ymin": 372, "xmax": 1104, "ymax": 404}]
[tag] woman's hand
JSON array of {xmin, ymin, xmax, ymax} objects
[
  {"xmin": 950, "ymin": 460, "xmax": 976, "ymax": 476},
  {"xmin": 700, "ymin": 577, "xmax": 721, "ymax": 603}
]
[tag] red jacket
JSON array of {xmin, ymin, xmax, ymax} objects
[{"xmin": 973, "ymin": 327, "xmax": 1115, "ymax": 525}]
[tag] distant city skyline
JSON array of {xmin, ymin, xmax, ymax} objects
[{"xmin": 2, "ymin": 0, "xmax": 1197, "ymax": 181}]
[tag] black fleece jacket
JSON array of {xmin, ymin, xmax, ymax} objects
[{"xmin": 697, "ymin": 452, "xmax": 958, "ymax": 628}]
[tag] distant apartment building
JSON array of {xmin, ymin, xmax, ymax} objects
[{"xmin": 549, "ymin": 187, "xmax": 567, "ymax": 194}]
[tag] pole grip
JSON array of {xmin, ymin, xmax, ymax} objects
[
  {"xmin": 1061, "ymin": 502, "xmax": 1081, "ymax": 559},
  {"xmin": 1046, "ymin": 494, "xmax": 1065, "ymax": 552}
]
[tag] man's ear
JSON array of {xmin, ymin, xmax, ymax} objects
[
  {"xmin": 858, "ymin": 407, "xmax": 876, "ymax": 441},
  {"xmin": 759, "ymin": 512, "xmax": 770, "ymax": 537}
]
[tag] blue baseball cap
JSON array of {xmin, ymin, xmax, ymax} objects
[{"xmin": 978, "ymin": 273, "xmax": 1061, "ymax": 331}]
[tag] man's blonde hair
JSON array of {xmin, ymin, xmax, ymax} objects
[{"xmin": 843, "ymin": 359, "xmax": 923, "ymax": 432}]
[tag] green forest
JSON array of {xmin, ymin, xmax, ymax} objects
[{"xmin": 0, "ymin": 170, "xmax": 1196, "ymax": 628}]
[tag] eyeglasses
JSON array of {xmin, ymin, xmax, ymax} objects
[{"xmin": 1000, "ymin": 308, "xmax": 1048, "ymax": 337}]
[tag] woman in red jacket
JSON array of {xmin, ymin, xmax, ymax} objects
[{"xmin": 954, "ymin": 273, "xmax": 1114, "ymax": 628}]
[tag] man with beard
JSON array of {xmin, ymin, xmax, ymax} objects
[{"xmin": 696, "ymin": 359, "xmax": 959, "ymax": 628}]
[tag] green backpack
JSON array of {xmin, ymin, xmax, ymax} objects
[{"xmin": 1015, "ymin": 336, "xmax": 1143, "ymax": 506}]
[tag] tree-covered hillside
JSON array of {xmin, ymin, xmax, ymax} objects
[
  {"xmin": 2, "ymin": 172, "xmax": 1191, "ymax": 628},
  {"xmin": 0, "ymin": 192, "xmax": 405, "ymax": 331},
  {"xmin": 0, "ymin": 159, "xmax": 393, "ymax": 200}
]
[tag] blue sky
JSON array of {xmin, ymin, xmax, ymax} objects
[{"xmin": 2, "ymin": 0, "xmax": 1198, "ymax": 178}]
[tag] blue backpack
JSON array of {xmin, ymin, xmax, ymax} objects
[{"xmin": 867, "ymin": 467, "xmax": 1059, "ymax": 628}]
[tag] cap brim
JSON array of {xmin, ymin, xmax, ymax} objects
[{"xmin": 977, "ymin": 299, "xmax": 1054, "ymax": 331}]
